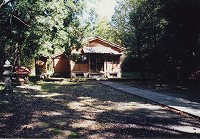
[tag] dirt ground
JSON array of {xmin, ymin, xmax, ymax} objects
[{"xmin": 0, "ymin": 80, "xmax": 200, "ymax": 138}]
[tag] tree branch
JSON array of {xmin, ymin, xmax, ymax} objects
[
  {"xmin": 0, "ymin": 0, "xmax": 12, "ymax": 9},
  {"xmin": 12, "ymin": 15, "xmax": 30, "ymax": 27}
]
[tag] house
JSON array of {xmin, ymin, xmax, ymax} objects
[{"xmin": 53, "ymin": 37, "xmax": 125, "ymax": 78}]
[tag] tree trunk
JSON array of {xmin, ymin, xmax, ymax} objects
[
  {"xmin": 136, "ymin": 33, "xmax": 145, "ymax": 84},
  {"xmin": 0, "ymin": 41, "xmax": 5, "ymax": 79}
]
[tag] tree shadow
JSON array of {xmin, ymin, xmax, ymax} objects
[
  {"xmin": 0, "ymin": 85, "xmax": 81, "ymax": 138},
  {"xmin": 119, "ymin": 80, "xmax": 200, "ymax": 103},
  {"xmin": 94, "ymin": 109, "xmax": 200, "ymax": 138},
  {"xmin": 0, "ymin": 81, "xmax": 199, "ymax": 138}
]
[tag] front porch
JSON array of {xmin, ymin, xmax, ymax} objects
[{"xmin": 71, "ymin": 54, "xmax": 122, "ymax": 78}]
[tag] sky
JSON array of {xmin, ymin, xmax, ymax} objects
[{"xmin": 86, "ymin": 0, "xmax": 118, "ymax": 21}]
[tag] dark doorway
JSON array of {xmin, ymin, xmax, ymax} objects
[{"xmin": 90, "ymin": 55, "xmax": 104, "ymax": 72}]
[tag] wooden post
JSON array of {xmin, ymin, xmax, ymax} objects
[
  {"xmin": 88, "ymin": 55, "xmax": 91, "ymax": 78},
  {"xmin": 103, "ymin": 55, "xmax": 107, "ymax": 78},
  {"xmin": 96, "ymin": 56, "xmax": 97, "ymax": 72}
]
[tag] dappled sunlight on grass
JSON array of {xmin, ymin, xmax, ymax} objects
[
  {"xmin": 32, "ymin": 111, "xmax": 63, "ymax": 117},
  {"xmin": 70, "ymin": 119, "xmax": 100, "ymax": 130},
  {"xmin": 34, "ymin": 93, "xmax": 63, "ymax": 98},
  {"xmin": 17, "ymin": 85, "xmax": 42, "ymax": 91},
  {"xmin": 41, "ymin": 83, "xmax": 62, "ymax": 92},
  {"xmin": 0, "ymin": 82, "xmax": 4, "ymax": 91},
  {"xmin": 0, "ymin": 80, "xmax": 199, "ymax": 138},
  {"xmin": 62, "ymin": 81, "xmax": 200, "ymax": 138},
  {"xmin": 68, "ymin": 96, "xmax": 162, "ymax": 112},
  {"xmin": 0, "ymin": 113, "xmax": 13, "ymax": 117},
  {"xmin": 19, "ymin": 121, "xmax": 49, "ymax": 131}
]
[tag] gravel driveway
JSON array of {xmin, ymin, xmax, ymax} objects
[{"xmin": 0, "ymin": 80, "xmax": 199, "ymax": 138}]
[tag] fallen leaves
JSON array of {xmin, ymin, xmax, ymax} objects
[{"xmin": 0, "ymin": 80, "xmax": 199, "ymax": 138}]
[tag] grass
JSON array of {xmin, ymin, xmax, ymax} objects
[
  {"xmin": 122, "ymin": 72, "xmax": 141, "ymax": 78},
  {"xmin": 42, "ymin": 122, "xmax": 49, "ymax": 127},
  {"xmin": 52, "ymin": 128, "xmax": 63, "ymax": 135},
  {"xmin": 41, "ymin": 83, "xmax": 61, "ymax": 92},
  {"xmin": 0, "ymin": 83, "xmax": 3, "ymax": 91},
  {"xmin": 68, "ymin": 132, "xmax": 80, "ymax": 138},
  {"xmin": 122, "ymin": 72, "xmax": 155, "ymax": 79}
]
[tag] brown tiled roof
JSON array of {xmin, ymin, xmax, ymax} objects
[
  {"xmin": 86, "ymin": 37, "xmax": 125, "ymax": 51},
  {"xmin": 83, "ymin": 46, "xmax": 121, "ymax": 54}
]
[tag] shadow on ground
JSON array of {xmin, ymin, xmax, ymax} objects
[
  {"xmin": 118, "ymin": 81, "xmax": 200, "ymax": 103},
  {"xmin": 0, "ymin": 80, "xmax": 199, "ymax": 138}
]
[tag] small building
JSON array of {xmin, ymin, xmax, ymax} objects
[{"xmin": 53, "ymin": 37, "xmax": 125, "ymax": 78}]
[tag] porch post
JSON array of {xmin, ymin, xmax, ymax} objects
[
  {"xmin": 105, "ymin": 55, "xmax": 108, "ymax": 78},
  {"xmin": 96, "ymin": 57, "xmax": 97, "ymax": 72},
  {"xmin": 88, "ymin": 54, "xmax": 91, "ymax": 78}
]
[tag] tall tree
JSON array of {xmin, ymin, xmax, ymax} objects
[
  {"xmin": 160, "ymin": 0, "xmax": 200, "ymax": 81},
  {"xmin": 112, "ymin": 0, "xmax": 200, "ymax": 83},
  {"xmin": 0, "ymin": 0, "xmax": 32, "ymax": 72},
  {"xmin": 0, "ymin": 0, "xmax": 85, "ymax": 72},
  {"xmin": 95, "ymin": 17, "xmax": 113, "ymax": 41},
  {"xmin": 130, "ymin": 0, "xmax": 168, "ymax": 83},
  {"xmin": 111, "ymin": 0, "xmax": 136, "ymax": 47}
]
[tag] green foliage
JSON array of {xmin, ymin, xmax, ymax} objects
[
  {"xmin": 68, "ymin": 131, "xmax": 80, "ymax": 138},
  {"xmin": 112, "ymin": 0, "xmax": 200, "ymax": 83},
  {"xmin": 26, "ymin": 0, "xmax": 85, "ymax": 57},
  {"xmin": 0, "ymin": 0, "xmax": 85, "ymax": 70},
  {"xmin": 81, "ymin": 1, "xmax": 116, "ymax": 41},
  {"xmin": 68, "ymin": 53, "xmax": 80, "ymax": 62},
  {"xmin": 111, "ymin": 0, "xmax": 137, "ymax": 47},
  {"xmin": 95, "ymin": 17, "xmax": 114, "ymax": 41},
  {"xmin": 122, "ymin": 72, "xmax": 141, "ymax": 78},
  {"xmin": 52, "ymin": 128, "xmax": 63, "ymax": 135}
]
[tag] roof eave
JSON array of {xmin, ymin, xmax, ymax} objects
[{"xmin": 87, "ymin": 36, "xmax": 125, "ymax": 51}]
